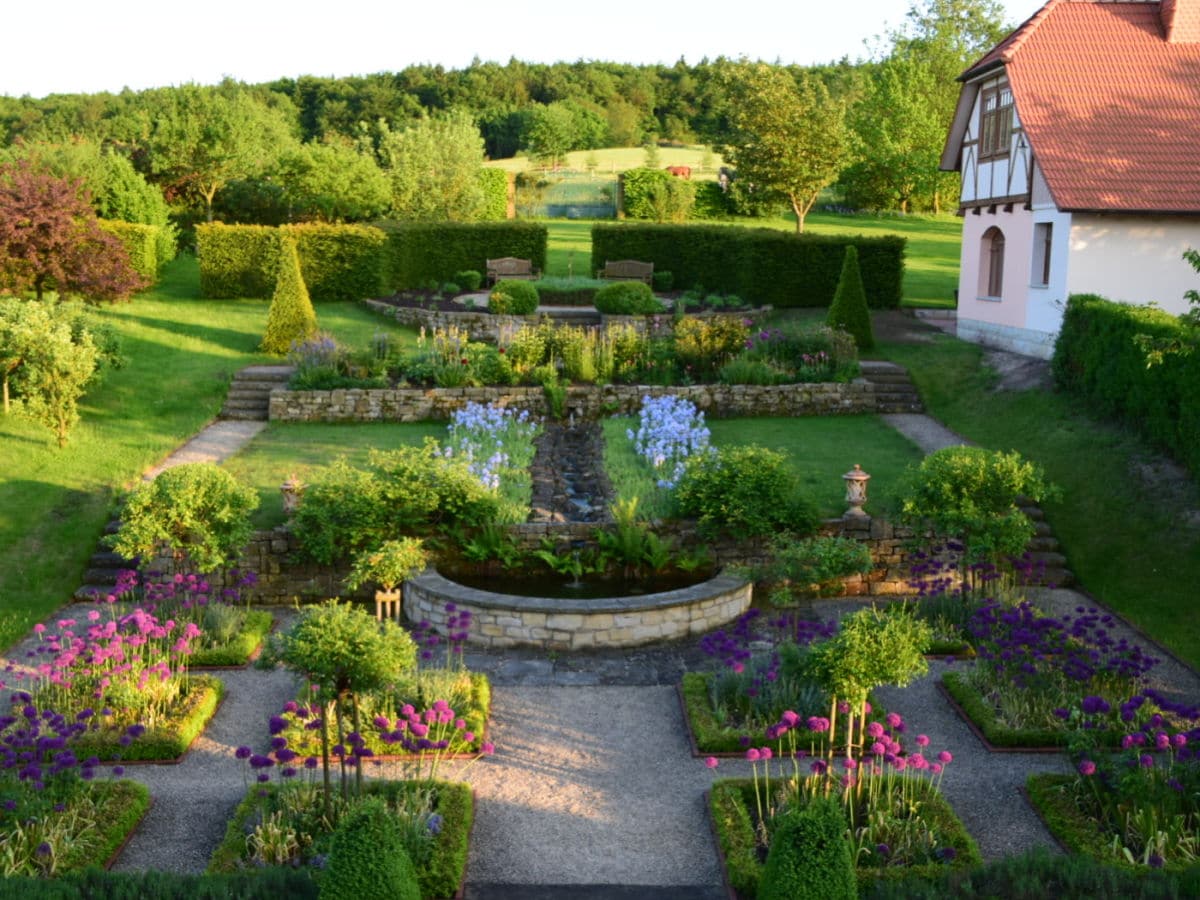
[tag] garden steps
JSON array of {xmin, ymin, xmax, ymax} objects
[
  {"xmin": 218, "ymin": 366, "xmax": 294, "ymax": 421},
  {"xmin": 1016, "ymin": 501, "xmax": 1074, "ymax": 585},
  {"xmin": 859, "ymin": 361, "xmax": 924, "ymax": 413}
]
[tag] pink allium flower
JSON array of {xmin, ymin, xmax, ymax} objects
[
  {"xmin": 886, "ymin": 712, "xmax": 903, "ymax": 729},
  {"xmin": 866, "ymin": 722, "xmax": 885, "ymax": 739},
  {"xmin": 915, "ymin": 734, "xmax": 930, "ymax": 747},
  {"xmin": 937, "ymin": 750, "xmax": 953, "ymax": 764},
  {"xmin": 745, "ymin": 748, "xmax": 760, "ymax": 762},
  {"xmin": 1078, "ymin": 760, "xmax": 1096, "ymax": 776},
  {"xmin": 705, "ymin": 757, "xmax": 719, "ymax": 769}
]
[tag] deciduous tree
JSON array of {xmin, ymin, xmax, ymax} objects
[
  {"xmin": 0, "ymin": 159, "xmax": 146, "ymax": 302},
  {"xmin": 717, "ymin": 62, "xmax": 849, "ymax": 232},
  {"xmin": 375, "ymin": 109, "xmax": 487, "ymax": 220}
]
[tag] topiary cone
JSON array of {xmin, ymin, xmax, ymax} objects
[
  {"xmin": 261, "ymin": 234, "xmax": 317, "ymax": 355},
  {"xmin": 827, "ymin": 245, "xmax": 875, "ymax": 351}
]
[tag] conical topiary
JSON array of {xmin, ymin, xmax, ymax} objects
[
  {"xmin": 827, "ymin": 245, "xmax": 874, "ymax": 351},
  {"xmin": 261, "ymin": 235, "xmax": 317, "ymax": 355}
]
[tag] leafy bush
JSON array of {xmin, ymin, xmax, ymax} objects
[
  {"xmin": 594, "ymin": 281, "xmax": 664, "ymax": 315},
  {"xmin": 292, "ymin": 443, "xmax": 506, "ymax": 564},
  {"xmin": 488, "ymin": 279, "xmax": 539, "ymax": 315},
  {"xmin": 195, "ymin": 223, "xmax": 282, "ymax": 298},
  {"xmin": 592, "ymin": 223, "xmax": 904, "ymax": 308},
  {"xmin": 111, "ymin": 462, "xmax": 259, "ymax": 572},
  {"xmin": 621, "ymin": 167, "xmax": 695, "ymax": 221},
  {"xmin": 454, "ymin": 269, "xmax": 483, "ymax": 292},
  {"xmin": 673, "ymin": 315, "xmax": 750, "ymax": 379},
  {"xmin": 261, "ymin": 236, "xmax": 318, "ymax": 354},
  {"xmin": 320, "ymin": 797, "xmax": 420, "ymax": 900},
  {"xmin": 673, "ymin": 445, "xmax": 818, "ymax": 538},
  {"xmin": 652, "ymin": 270, "xmax": 674, "ymax": 292},
  {"xmin": 900, "ymin": 446, "xmax": 1053, "ymax": 565},
  {"xmin": 1052, "ymin": 292, "xmax": 1200, "ymax": 479},
  {"xmin": 476, "ymin": 167, "xmax": 509, "ymax": 221},
  {"xmin": 766, "ymin": 534, "xmax": 873, "ymax": 599},
  {"xmin": 759, "ymin": 797, "xmax": 856, "ymax": 900},
  {"xmin": 691, "ymin": 181, "xmax": 734, "ymax": 220},
  {"xmin": 827, "ymin": 245, "xmax": 874, "ymax": 350}
]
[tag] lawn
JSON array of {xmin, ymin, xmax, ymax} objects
[
  {"xmin": 880, "ymin": 332, "xmax": 1200, "ymax": 670},
  {"xmin": 603, "ymin": 414, "xmax": 924, "ymax": 522},
  {"xmin": 542, "ymin": 209, "xmax": 961, "ymax": 308},
  {"xmin": 485, "ymin": 144, "xmax": 724, "ymax": 176},
  {"xmin": 0, "ymin": 256, "xmax": 417, "ymax": 651},
  {"xmin": 221, "ymin": 422, "xmax": 445, "ymax": 529}
]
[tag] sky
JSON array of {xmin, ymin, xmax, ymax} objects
[{"xmin": 3, "ymin": 0, "xmax": 1047, "ymax": 99}]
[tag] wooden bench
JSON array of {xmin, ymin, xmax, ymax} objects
[
  {"xmin": 598, "ymin": 259, "xmax": 654, "ymax": 284},
  {"xmin": 486, "ymin": 257, "xmax": 539, "ymax": 286}
]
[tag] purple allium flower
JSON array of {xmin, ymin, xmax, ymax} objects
[
  {"xmin": 268, "ymin": 716, "xmax": 287, "ymax": 735},
  {"xmin": 806, "ymin": 716, "xmax": 829, "ymax": 733},
  {"xmin": 886, "ymin": 712, "xmax": 902, "ymax": 729},
  {"xmin": 481, "ymin": 741, "xmax": 495, "ymax": 755},
  {"xmin": 866, "ymin": 722, "xmax": 884, "ymax": 739},
  {"xmin": 249, "ymin": 754, "xmax": 274, "ymax": 769},
  {"xmin": 304, "ymin": 756, "xmax": 318, "ymax": 769},
  {"xmin": 915, "ymin": 734, "xmax": 930, "ymax": 747},
  {"xmin": 876, "ymin": 843, "xmax": 890, "ymax": 857},
  {"xmin": 745, "ymin": 748, "xmax": 760, "ymax": 762},
  {"xmin": 35, "ymin": 842, "xmax": 51, "ymax": 857},
  {"xmin": 1140, "ymin": 754, "xmax": 1154, "ymax": 768},
  {"xmin": 810, "ymin": 760, "xmax": 827, "ymax": 775},
  {"xmin": 235, "ymin": 746, "xmax": 253, "ymax": 760},
  {"xmin": 1149, "ymin": 854, "xmax": 1164, "ymax": 869}
]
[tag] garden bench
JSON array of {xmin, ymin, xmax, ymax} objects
[
  {"xmin": 486, "ymin": 257, "xmax": 539, "ymax": 286},
  {"xmin": 598, "ymin": 259, "xmax": 654, "ymax": 284}
]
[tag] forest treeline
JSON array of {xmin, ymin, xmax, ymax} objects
[{"xmin": 0, "ymin": 1, "xmax": 1011, "ymax": 226}]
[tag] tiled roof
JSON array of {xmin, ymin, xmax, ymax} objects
[{"xmin": 963, "ymin": 0, "xmax": 1200, "ymax": 213}]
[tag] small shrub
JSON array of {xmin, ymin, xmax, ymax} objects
[
  {"xmin": 827, "ymin": 245, "xmax": 874, "ymax": 351},
  {"xmin": 320, "ymin": 797, "xmax": 420, "ymax": 900},
  {"xmin": 488, "ymin": 279, "xmax": 539, "ymax": 315},
  {"xmin": 674, "ymin": 445, "xmax": 818, "ymax": 538},
  {"xmin": 110, "ymin": 462, "xmax": 259, "ymax": 572},
  {"xmin": 652, "ymin": 270, "xmax": 674, "ymax": 292},
  {"xmin": 261, "ymin": 236, "xmax": 318, "ymax": 355},
  {"xmin": 454, "ymin": 269, "xmax": 483, "ymax": 292},
  {"xmin": 594, "ymin": 281, "xmax": 663, "ymax": 315},
  {"xmin": 767, "ymin": 535, "xmax": 873, "ymax": 598},
  {"xmin": 758, "ymin": 797, "xmax": 856, "ymax": 900},
  {"xmin": 674, "ymin": 316, "xmax": 750, "ymax": 379},
  {"xmin": 900, "ymin": 446, "xmax": 1054, "ymax": 566},
  {"xmin": 346, "ymin": 538, "xmax": 428, "ymax": 592}
]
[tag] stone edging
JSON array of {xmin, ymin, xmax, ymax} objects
[{"xmin": 403, "ymin": 569, "xmax": 752, "ymax": 650}]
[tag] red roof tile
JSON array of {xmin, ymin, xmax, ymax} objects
[{"xmin": 962, "ymin": 0, "xmax": 1200, "ymax": 212}]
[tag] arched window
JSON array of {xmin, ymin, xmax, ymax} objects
[{"xmin": 979, "ymin": 226, "xmax": 1005, "ymax": 298}]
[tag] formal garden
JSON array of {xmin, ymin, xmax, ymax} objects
[{"xmin": 1, "ymin": 194, "xmax": 1199, "ymax": 897}]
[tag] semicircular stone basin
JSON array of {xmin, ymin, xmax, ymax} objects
[{"xmin": 403, "ymin": 569, "xmax": 753, "ymax": 651}]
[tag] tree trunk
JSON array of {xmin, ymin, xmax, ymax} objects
[
  {"xmin": 320, "ymin": 705, "xmax": 333, "ymax": 822},
  {"xmin": 2, "ymin": 376, "xmax": 8, "ymax": 414}
]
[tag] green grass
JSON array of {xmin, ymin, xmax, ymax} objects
[
  {"xmin": 602, "ymin": 413, "xmax": 924, "ymax": 522},
  {"xmin": 485, "ymin": 144, "xmax": 724, "ymax": 176},
  {"xmin": 0, "ymin": 256, "xmax": 419, "ymax": 651},
  {"xmin": 543, "ymin": 210, "xmax": 962, "ymax": 307},
  {"xmin": 881, "ymin": 333, "xmax": 1200, "ymax": 670},
  {"xmin": 221, "ymin": 422, "xmax": 445, "ymax": 529}
]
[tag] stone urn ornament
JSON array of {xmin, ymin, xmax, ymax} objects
[{"xmin": 842, "ymin": 464, "xmax": 871, "ymax": 518}]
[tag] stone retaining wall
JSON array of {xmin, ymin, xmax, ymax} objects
[
  {"xmin": 215, "ymin": 514, "xmax": 918, "ymax": 606},
  {"xmin": 402, "ymin": 570, "xmax": 753, "ymax": 650},
  {"xmin": 270, "ymin": 381, "xmax": 877, "ymax": 423}
]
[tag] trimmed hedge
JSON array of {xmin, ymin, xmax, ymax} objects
[
  {"xmin": 196, "ymin": 223, "xmax": 281, "ymax": 299},
  {"xmin": 0, "ymin": 867, "xmax": 318, "ymax": 899},
  {"xmin": 98, "ymin": 219, "xmax": 159, "ymax": 283},
  {"xmin": 477, "ymin": 168, "xmax": 509, "ymax": 221},
  {"xmin": 196, "ymin": 223, "xmax": 387, "ymax": 301},
  {"xmin": 381, "ymin": 221, "xmax": 547, "ymax": 290},
  {"xmin": 591, "ymin": 223, "xmax": 904, "ymax": 308},
  {"xmin": 1052, "ymin": 293, "xmax": 1200, "ymax": 478}
]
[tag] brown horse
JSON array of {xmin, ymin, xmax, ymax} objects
[{"xmin": 665, "ymin": 165, "xmax": 692, "ymax": 180}]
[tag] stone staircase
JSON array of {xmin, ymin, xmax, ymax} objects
[
  {"xmin": 860, "ymin": 360, "xmax": 924, "ymax": 413},
  {"xmin": 218, "ymin": 365, "xmax": 294, "ymax": 421},
  {"xmin": 1017, "ymin": 498, "xmax": 1074, "ymax": 587},
  {"xmin": 74, "ymin": 518, "xmax": 136, "ymax": 601}
]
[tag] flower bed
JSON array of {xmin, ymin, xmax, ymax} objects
[
  {"xmin": 940, "ymin": 600, "xmax": 1177, "ymax": 750},
  {"xmin": 278, "ymin": 671, "xmax": 492, "ymax": 759},
  {"xmin": 208, "ymin": 779, "xmax": 472, "ymax": 899},
  {"xmin": 70, "ymin": 675, "xmax": 225, "ymax": 762},
  {"xmin": 709, "ymin": 776, "xmax": 979, "ymax": 897},
  {"xmin": 188, "ymin": 610, "xmax": 273, "ymax": 668},
  {"xmin": 0, "ymin": 780, "xmax": 149, "ymax": 877}
]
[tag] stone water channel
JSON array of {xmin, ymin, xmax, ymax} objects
[{"xmin": 527, "ymin": 418, "xmax": 613, "ymax": 524}]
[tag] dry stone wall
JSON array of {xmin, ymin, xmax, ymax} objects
[{"xmin": 270, "ymin": 381, "xmax": 877, "ymax": 423}]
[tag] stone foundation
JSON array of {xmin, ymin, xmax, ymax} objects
[{"xmin": 402, "ymin": 569, "xmax": 753, "ymax": 650}]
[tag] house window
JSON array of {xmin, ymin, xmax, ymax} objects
[
  {"xmin": 1033, "ymin": 223, "xmax": 1053, "ymax": 286},
  {"xmin": 979, "ymin": 226, "xmax": 1005, "ymax": 299},
  {"xmin": 979, "ymin": 85, "xmax": 1014, "ymax": 159}
]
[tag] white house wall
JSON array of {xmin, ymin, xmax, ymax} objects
[{"xmin": 1066, "ymin": 216, "xmax": 1200, "ymax": 316}]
